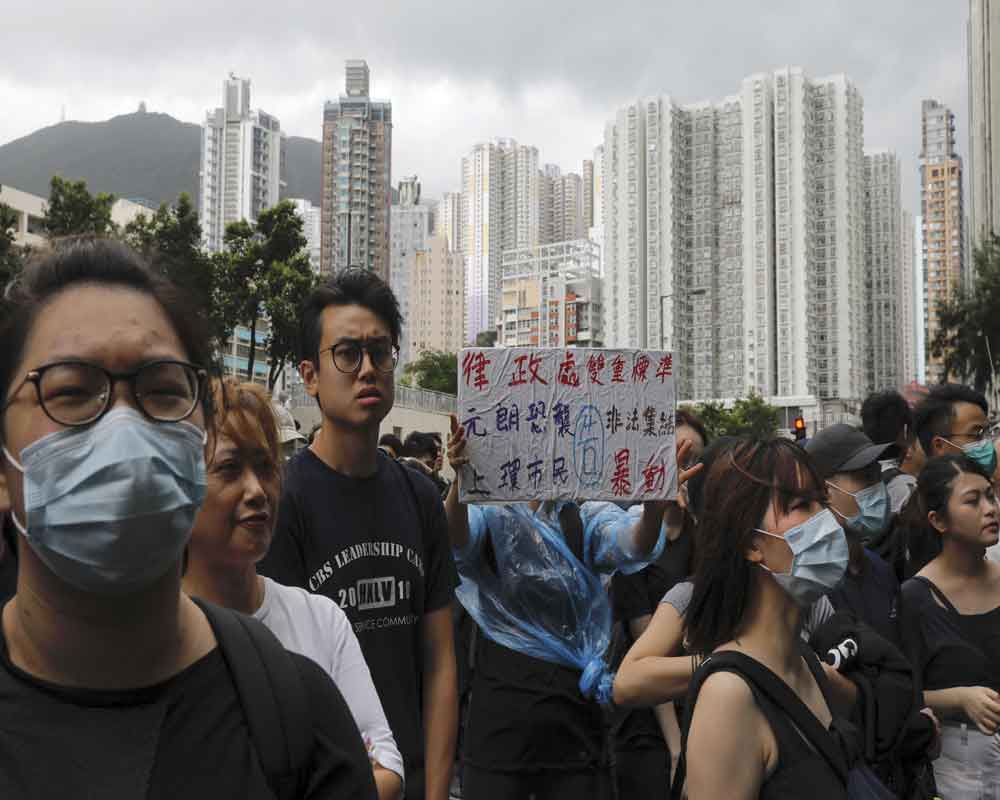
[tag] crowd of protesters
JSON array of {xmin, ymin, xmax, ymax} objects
[{"xmin": 2, "ymin": 236, "xmax": 1000, "ymax": 799}]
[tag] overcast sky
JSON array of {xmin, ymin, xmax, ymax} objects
[{"xmin": 2, "ymin": 0, "xmax": 968, "ymax": 210}]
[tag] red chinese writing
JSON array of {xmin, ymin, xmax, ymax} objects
[
  {"xmin": 509, "ymin": 353, "xmax": 548, "ymax": 386},
  {"xmin": 641, "ymin": 456, "xmax": 666, "ymax": 493},
  {"xmin": 557, "ymin": 351, "xmax": 581, "ymax": 387},
  {"xmin": 632, "ymin": 354, "xmax": 651, "ymax": 383},
  {"xmin": 611, "ymin": 355, "xmax": 627, "ymax": 384},
  {"xmin": 612, "ymin": 448, "xmax": 632, "ymax": 497},
  {"xmin": 656, "ymin": 354, "xmax": 674, "ymax": 382},
  {"xmin": 462, "ymin": 351, "xmax": 492, "ymax": 390},
  {"xmin": 587, "ymin": 353, "xmax": 606, "ymax": 385}
]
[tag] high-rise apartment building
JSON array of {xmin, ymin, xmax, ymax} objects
[
  {"xmin": 920, "ymin": 99, "xmax": 965, "ymax": 384},
  {"xmin": 461, "ymin": 139, "xmax": 540, "ymax": 342},
  {"xmin": 390, "ymin": 176, "xmax": 433, "ymax": 366},
  {"xmin": 970, "ymin": 0, "xmax": 1000, "ymax": 247},
  {"xmin": 409, "ymin": 235, "xmax": 465, "ymax": 361},
  {"xmin": 499, "ymin": 239, "xmax": 603, "ymax": 348},
  {"xmin": 438, "ymin": 192, "xmax": 463, "ymax": 253},
  {"xmin": 863, "ymin": 151, "xmax": 905, "ymax": 392},
  {"xmin": 583, "ymin": 159, "xmax": 595, "ymax": 230},
  {"xmin": 591, "ymin": 145, "xmax": 605, "ymax": 230},
  {"xmin": 901, "ymin": 210, "xmax": 918, "ymax": 383},
  {"xmin": 199, "ymin": 74, "xmax": 285, "ymax": 253},
  {"xmin": 539, "ymin": 167, "xmax": 585, "ymax": 244},
  {"xmin": 290, "ymin": 198, "xmax": 322, "ymax": 273},
  {"xmin": 320, "ymin": 60, "xmax": 392, "ymax": 278},
  {"xmin": 603, "ymin": 68, "xmax": 866, "ymax": 409}
]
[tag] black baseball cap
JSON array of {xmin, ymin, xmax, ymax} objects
[{"xmin": 804, "ymin": 423, "xmax": 893, "ymax": 480}]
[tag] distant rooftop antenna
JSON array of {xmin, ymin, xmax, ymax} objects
[
  {"xmin": 138, "ymin": 101, "xmax": 147, "ymax": 113},
  {"xmin": 60, "ymin": 104, "xmax": 66, "ymax": 123}
]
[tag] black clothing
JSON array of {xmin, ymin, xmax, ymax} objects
[
  {"xmin": 259, "ymin": 448, "xmax": 459, "ymax": 794},
  {"xmin": 614, "ymin": 746, "xmax": 669, "ymax": 800},
  {"xmin": 900, "ymin": 575, "xmax": 1000, "ymax": 694},
  {"xmin": 681, "ymin": 647, "xmax": 847, "ymax": 800},
  {"xmin": 463, "ymin": 763, "xmax": 613, "ymax": 800},
  {"xmin": 0, "ymin": 519, "xmax": 17, "ymax": 606},
  {"xmin": 463, "ymin": 635, "xmax": 607, "ymax": 773},
  {"xmin": 827, "ymin": 548, "xmax": 901, "ymax": 647},
  {"xmin": 0, "ymin": 633, "xmax": 375, "ymax": 799},
  {"xmin": 608, "ymin": 528, "xmax": 691, "ymax": 792}
]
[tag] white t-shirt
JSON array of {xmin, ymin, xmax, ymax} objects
[{"xmin": 254, "ymin": 576, "xmax": 404, "ymax": 783}]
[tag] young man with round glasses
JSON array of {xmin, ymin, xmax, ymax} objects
[{"xmin": 260, "ymin": 269, "xmax": 459, "ymax": 800}]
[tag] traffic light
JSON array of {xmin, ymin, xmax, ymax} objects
[{"xmin": 793, "ymin": 416, "xmax": 807, "ymax": 441}]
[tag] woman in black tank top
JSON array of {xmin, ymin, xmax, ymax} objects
[{"xmin": 680, "ymin": 439, "xmax": 852, "ymax": 799}]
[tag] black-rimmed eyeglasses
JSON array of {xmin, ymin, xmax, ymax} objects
[
  {"xmin": 1, "ymin": 360, "xmax": 207, "ymax": 427},
  {"xmin": 321, "ymin": 339, "xmax": 399, "ymax": 374}
]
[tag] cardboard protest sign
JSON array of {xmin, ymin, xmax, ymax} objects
[{"xmin": 457, "ymin": 348, "xmax": 677, "ymax": 503}]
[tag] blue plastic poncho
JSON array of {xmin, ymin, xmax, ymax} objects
[{"xmin": 454, "ymin": 501, "xmax": 665, "ymax": 706}]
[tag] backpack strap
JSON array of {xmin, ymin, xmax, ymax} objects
[
  {"xmin": 910, "ymin": 575, "xmax": 961, "ymax": 615},
  {"xmin": 881, "ymin": 468, "xmax": 904, "ymax": 485},
  {"xmin": 193, "ymin": 597, "xmax": 312, "ymax": 800},
  {"xmin": 671, "ymin": 650, "xmax": 848, "ymax": 798}
]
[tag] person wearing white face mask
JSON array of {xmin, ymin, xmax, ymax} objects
[
  {"xmin": 0, "ymin": 240, "xmax": 375, "ymax": 799},
  {"xmin": 677, "ymin": 438, "xmax": 853, "ymax": 800},
  {"xmin": 805, "ymin": 423, "xmax": 902, "ymax": 647}
]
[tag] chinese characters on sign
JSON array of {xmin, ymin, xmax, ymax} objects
[{"xmin": 458, "ymin": 348, "xmax": 677, "ymax": 502}]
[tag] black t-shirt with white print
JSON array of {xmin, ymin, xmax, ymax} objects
[{"xmin": 259, "ymin": 448, "xmax": 458, "ymax": 794}]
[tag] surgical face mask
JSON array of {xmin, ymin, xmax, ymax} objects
[
  {"xmin": 2, "ymin": 407, "xmax": 207, "ymax": 596},
  {"xmin": 828, "ymin": 480, "xmax": 891, "ymax": 539},
  {"xmin": 943, "ymin": 436, "xmax": 999, "ymax": 476},
  {"xmin": 755, "ymin": 508, "xmax": 849, "ymax": 608}
]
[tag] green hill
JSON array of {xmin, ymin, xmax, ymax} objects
[{"xmin": 0, "ymin": 110, "xmax": 322, "ymax": 208}]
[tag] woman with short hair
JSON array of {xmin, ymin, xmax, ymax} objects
[{"xmin": 184, "ymin": 377, "xmax": 404, "ymax": 800}]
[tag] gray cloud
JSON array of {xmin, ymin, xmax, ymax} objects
[{"xmin": 1, "ymin": 0, "xmax": 967, "ymax": 208}]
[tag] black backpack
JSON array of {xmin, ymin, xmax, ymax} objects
[{"xmin": 193, "ymin": 598, "xmax": 312, "ymax": 800}]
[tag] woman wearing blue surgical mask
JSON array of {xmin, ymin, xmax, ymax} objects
[
  {"xmin": 0, "ymin": 239, "xmax": 375, "ymax": 798},
  {"xmin": 679, "ymin": 439, "xmax": 852, "ymax": 800},
  {"xmin": 900, "ymin": 454, "xmax": 1000, "ymax": 799}
]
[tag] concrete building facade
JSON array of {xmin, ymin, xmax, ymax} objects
[
  {"xmin": 199, "ymin": 74, "xmax": 285, "ymax": 253},
  {"xmin": 461, "ymin": 139, "xmax": 540, "ymax": 343},
  {"xmin": 390, "ymin": 177, "xmax": 433, "ymax": 366},
  {"xmin": 409, "ymin": 234, "xmax": 465, "ymax": 362},
  {"xmin": 970, "ymin": 0, "xmax": 1000, "ymax": 247},
  {"xmin": 920, "ymin": 99, "xmax": 966, "ymax": 384},
  {"xmin": 320, "ymin": 60, "xmax": 392, "ymax": 278},
  {"xmin": 499, "ymin": 239, "xmax": 603, "ymax": 348},
  {"xmin": 290, "ymin": 198, "xmax": 322, "ymax": 273},
  {"xmin": 601, "ymin": 68, "xmax": 866, "ymax": 411}
]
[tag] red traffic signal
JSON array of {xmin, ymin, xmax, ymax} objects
[{"xmin": 793, "ymin": 416, "xmax": 807, "ymax": 441}]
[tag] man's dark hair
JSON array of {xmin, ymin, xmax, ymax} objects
[
  {"xmin": 298, "ymin": 268, "xmax": 403, "ymax": 366},
  {"xmin": 0, "ymin": 237, "xmax": 215, "ymax": 444},
  {"xmin": 402, "ymin": 431, "xmax": 439, "ymax": 460},
  {"xmin": 379, "ymin": 433, "xmax": 403, "ymax": 455},
  {"xmin": 861, "ymin": 391, "xmax": 913, "ymax": 459},
  {"xmin": 913, "ymin": 384, "xmax": 989, "ymax": 455}
]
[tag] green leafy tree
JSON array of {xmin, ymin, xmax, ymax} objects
[
  {"xmin": 475, "ymin": 330, "xmax": 498, "ymax": 347},
  {"xmin": 212, "ymin": 201, "xmax": 314, "ymax": 388},
  {"xmin": 42, "ymin": 176, "xmax": 116, "ymax": 237},
  {"xmin": 0, "ymin": 202, "xmax": 24, "ymax": 291},
  {"xmin": 401, "ymin": 350, "xmax": 458, "ymax": 395},
  {"xmin": 123, "ymin": 194, "xmax": 222, "ymax": 339},
  {"xmin": 930, "ymin": 234, "xmax": 1000, "ymax": 390},
  {"xmin": 730, "ymin": 391, "xmax": 782, "ymax": 439},
  {"xmin": 692, "ymin": 391, "xmax": 780, "ymax": 439}
]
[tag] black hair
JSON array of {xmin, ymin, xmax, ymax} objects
[
  {"xmin": 861, "ymin": 390, "xmax": 913, "ymax": 460},
  {"xmin": 685, "ymin": 438, "xmax": 825, "ymax": 656},
  {"xmin": 298, "ymin": 268, "xmax": 403, "ymax": 366},
  {"xmin": 908, "ymin": 454, "xmax": 991, "ymax": 571},
  {"xmin": 676, "ymin": 407, "xmax": 710, "ymax": 449},
  {"xmin": 378, "ymin": 433, "xmax": 403, "ymax": 454},
  {"xmin": 687, "ymin": 435, "xmax": 740, "ymax": 520},
  {"xmin": 402, "ymin": 431, "xmax": 439, "ymax": 460},
  {"xmin": 914, "ymin": 384, "xmax": 989, "ymax": 455},
  {"xmin": 0, "ymin": 237, "xmax": 215, "ymax": 444}
]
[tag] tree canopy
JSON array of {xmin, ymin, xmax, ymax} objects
[
  {"xmin": 42, "ymin": 176, "xmax": 116, "ymax": 237},
  {"xmin": 691, "ymin": 391, "xmax": 781, "ymax": 440},
  {"xmin": 401, "ymin": 350, "xmax": 458, "ymax": 395}
]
